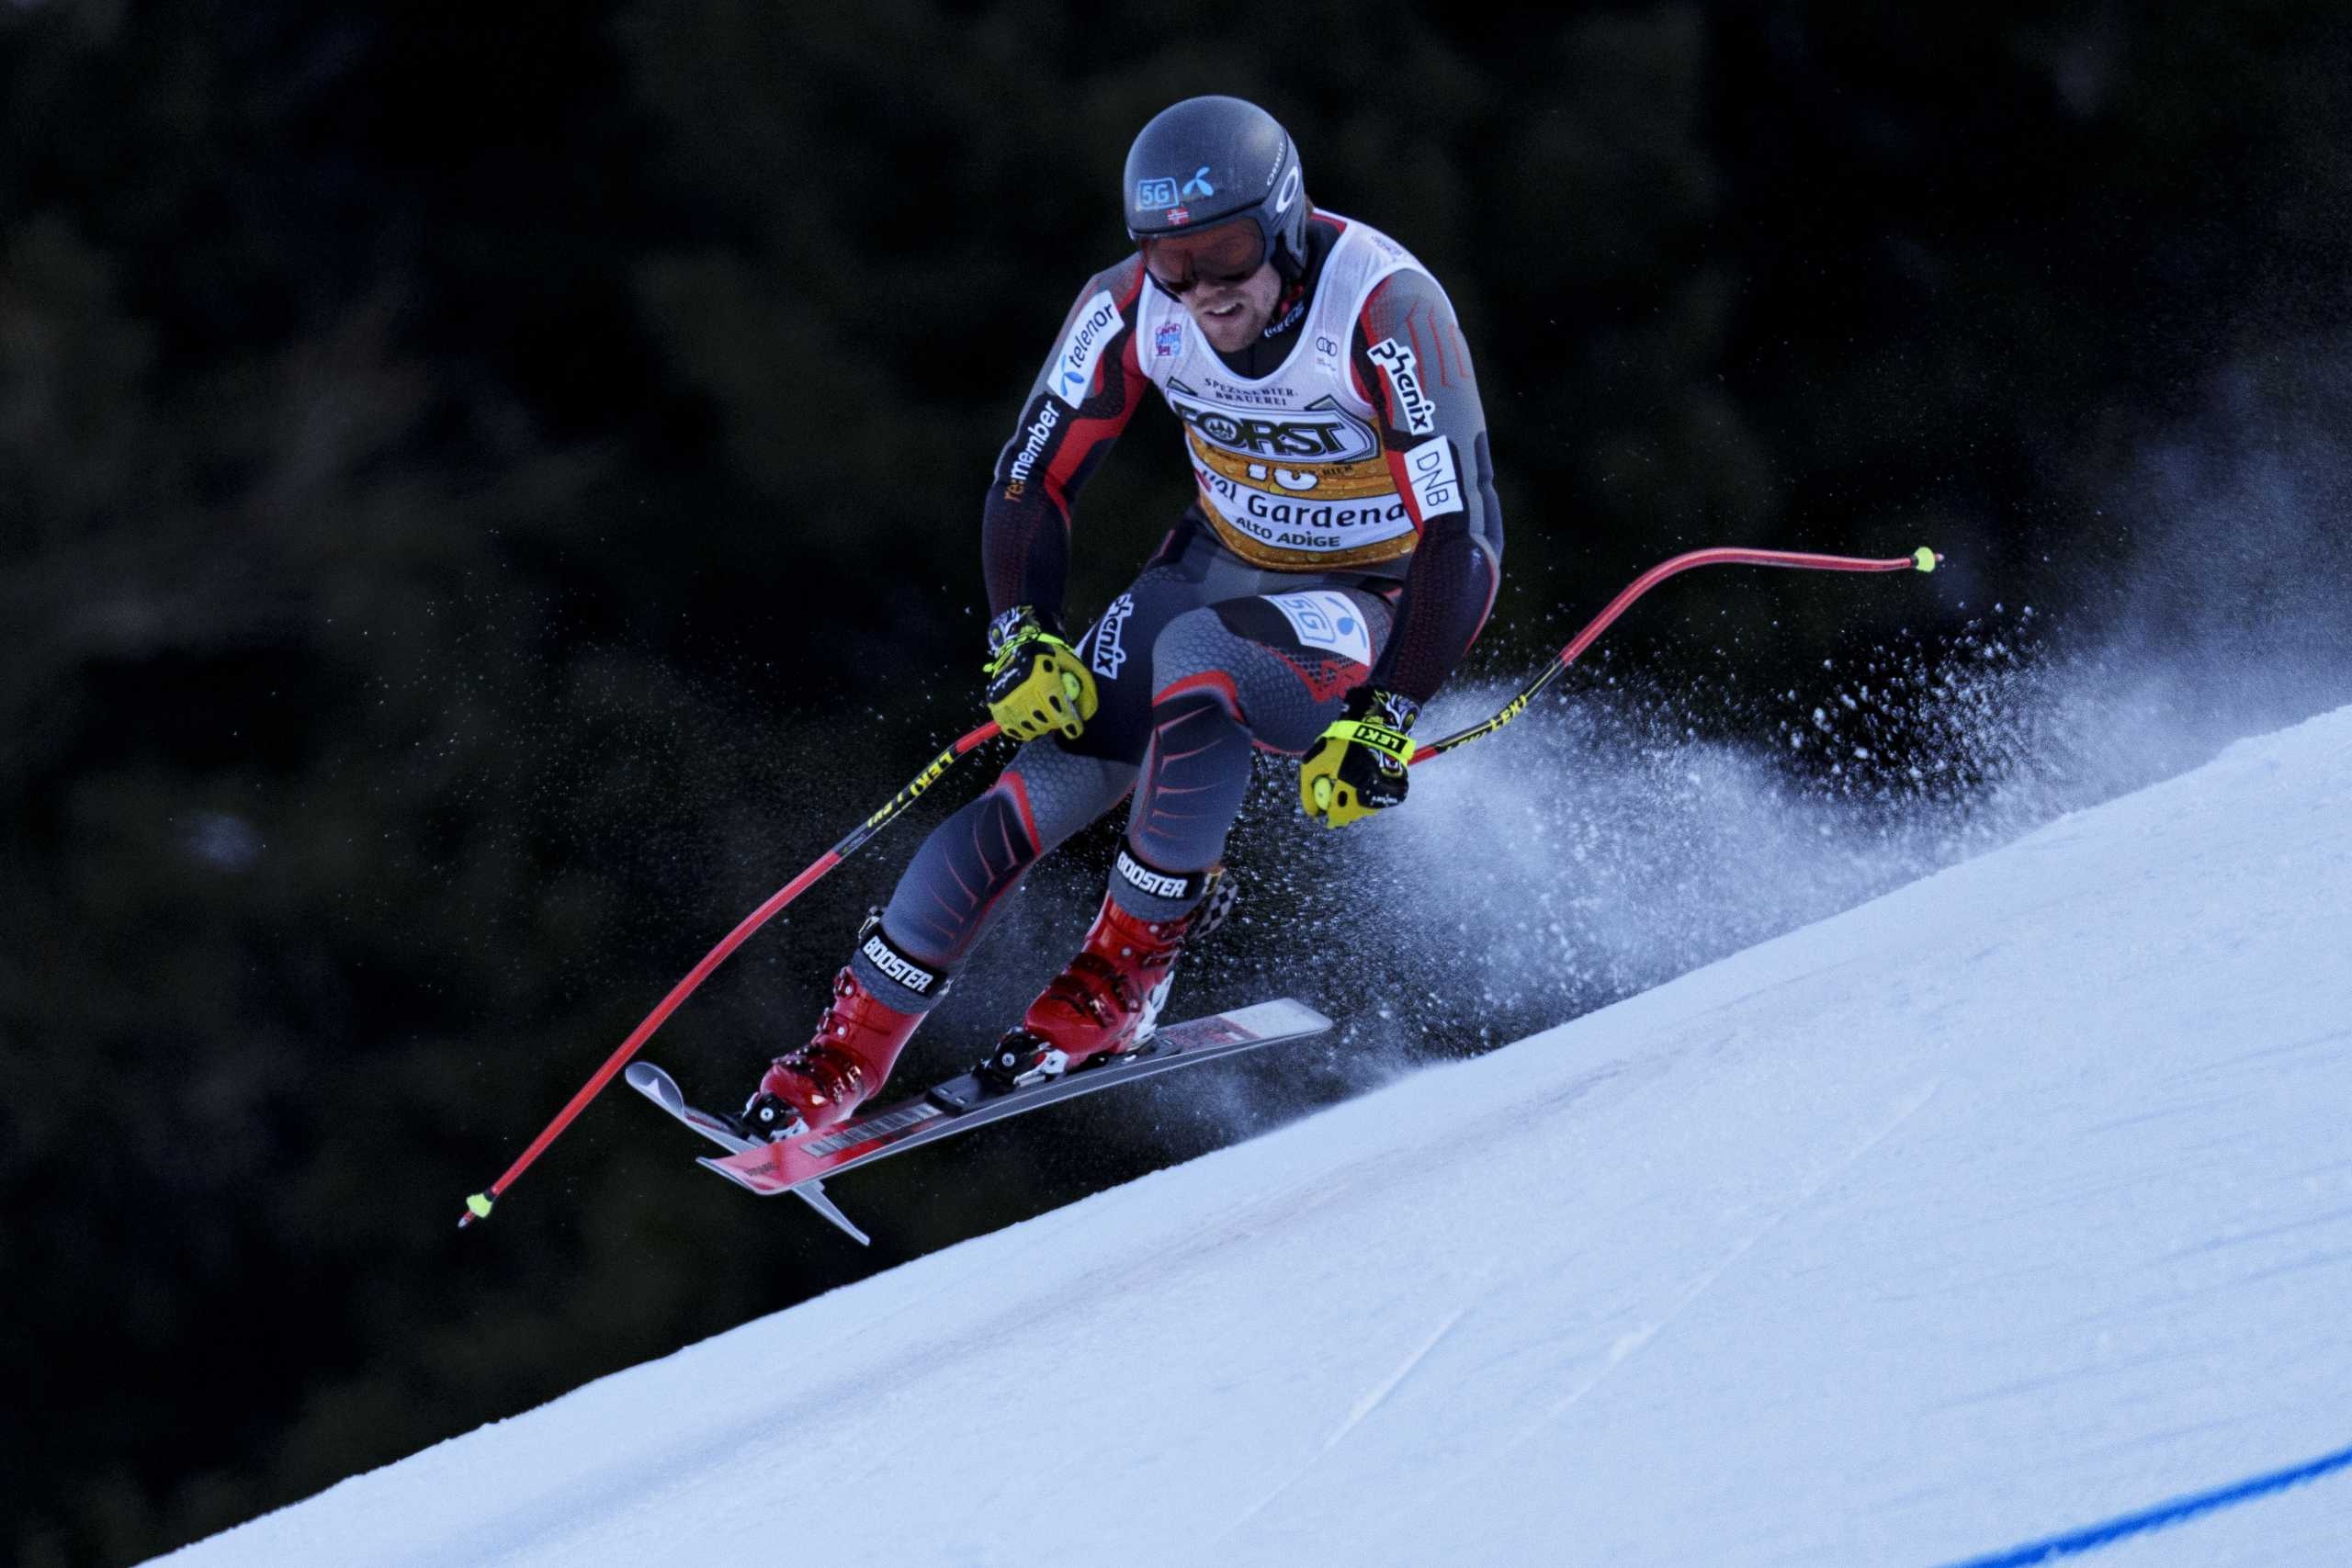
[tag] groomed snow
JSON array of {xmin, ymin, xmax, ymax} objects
[{"xmin": 159, "ymin": 707, "xmax": 2352, "ymax": 1567}]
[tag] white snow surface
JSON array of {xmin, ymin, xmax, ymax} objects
[{"xmin": 164, "ymin": 707, "xmax": 2352, "ymax": 1567}]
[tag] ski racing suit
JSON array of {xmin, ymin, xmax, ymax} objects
[{"xmin": 848, "ymin": 209, "xmax": 1503, "ymax": 1012}]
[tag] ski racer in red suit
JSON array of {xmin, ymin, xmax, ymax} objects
[{"xmin": 741, "ymin": 95, "xmax": 1504, "ymax": 1140}]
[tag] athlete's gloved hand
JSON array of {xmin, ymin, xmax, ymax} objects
[
  {"xmin": 1299, "ymin": 687, "xmax": 1419, "ymax": 829},
  {"xmin": 985, "ymin": 605, "xmax": 1099, "ymax": 742}
]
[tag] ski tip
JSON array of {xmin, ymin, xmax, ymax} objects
[
  {"xmin": 625, "ymin": 1061, "xmax": 688, "ymax": 1115},
  {"xmin": 1913, "ymin": 546, "xmax": 1940, "ymax": 573},
  {"xmin": 459, "ymin": 1191, "xmax": 494, "ymax": 1228}
]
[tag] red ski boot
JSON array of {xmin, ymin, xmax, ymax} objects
[
  {"xmin": 743, "ymin": 966, "xmax": 922, "ymax": 1140},
  {"xmin": 979, "ymin": 882, "xmax": 1217, "ymax": 1090}
]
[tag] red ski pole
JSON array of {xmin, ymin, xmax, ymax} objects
[
  {"xmin": 461, "ymin": 546, "xmax": 1934, "ymax": 1228},
  {"xmin": 1411, "ymin": 545, "xmax": 1939, "ymax": 765},
  {"xmin": 458, "ymin": 718, "xmax": 1002, "ymax": 1228}
]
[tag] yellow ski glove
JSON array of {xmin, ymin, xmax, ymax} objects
[
  {"xmin": 985, "ymin": 606, "xmax": 1099, "ymax": 742},
  {"xmin": 1299, "ymin": 688, "xmax": 1419, "ymax": 829}
]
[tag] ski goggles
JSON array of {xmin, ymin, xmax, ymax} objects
[{"xmin": 1140, "ymin": 218, "xmax": 1270, "ymax": 297}]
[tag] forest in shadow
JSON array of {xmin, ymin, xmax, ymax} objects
[{"xmin": 6, "ymin": 3, "xmax": 2351, "ymax": 1562}]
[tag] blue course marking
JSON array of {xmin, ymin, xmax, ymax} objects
[{"xmin": 1934, "ymin": 1439, "xmax": 2352, "ymax": 1567}]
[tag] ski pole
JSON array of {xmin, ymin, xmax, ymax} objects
[
  {"xmin": 458, "ymin": 718, "xmax": 1004, "ymax": 1228},
  {"xmin": 1412, "ymin": 545, "xmax": 1939, "ymax": 765},
  {"xmin": 461, "ymin": 546, "xmax": 1931, "ymax": 1226}
]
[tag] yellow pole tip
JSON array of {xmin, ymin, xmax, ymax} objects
[
  {"xmin": 466, "ymin": 1192, "xmax": 495, "ymax": 1220},
  {"xmin": 1913, "ymin": 547, "xmax": 1939, "ymax": 573}
]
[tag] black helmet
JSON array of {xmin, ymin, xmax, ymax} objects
[{"xmin": 1123, "ymin": 96, "xmax": 1309, "ymax": 281}]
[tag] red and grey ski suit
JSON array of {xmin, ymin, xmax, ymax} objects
[{"xmin": 852, "ymin": 210, "xmax": 1504, "ymax": 1010}]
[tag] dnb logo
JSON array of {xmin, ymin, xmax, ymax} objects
[
  {"xmin": 1135, "ymin": 176, "xmax": 1178, "ymax": 209},
  {"xmin": 1164, "ymin": 379, "xmax": 1378, "ymax": 464}
]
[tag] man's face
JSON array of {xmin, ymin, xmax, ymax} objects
[
  {"xmin": 1182, "ymin": 262, "xmax": 1283, "ymax": 354},
  {"xmin": 1142, "ymin": 219, "xmax": 1284, "ymax": 354}
]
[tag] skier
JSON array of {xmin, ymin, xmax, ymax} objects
[{"xmin": 741, "ymin": 95, "xmax": 1504, "ymax": 1140}]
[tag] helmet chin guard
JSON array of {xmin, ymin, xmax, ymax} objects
[{"xmin": 1123, "ymin": 96, "xmax": 1310, "ymax": 282}]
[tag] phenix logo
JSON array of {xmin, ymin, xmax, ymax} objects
[
  {"xmin": 1091, "ymin": 592, "xmax": 1135, "ymax": 679},
  {"xmin": 1003, "ymin": 402, "xmax": 1060, "ymax": 499},
  {"xmin": 1365, "ymin": 338, "xmax": 1436, "ymax": 435}
]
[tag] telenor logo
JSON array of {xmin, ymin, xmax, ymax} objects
[
  {"xmin": 1052, "ymin": 290, "xmax": 1125, "ymax": 410},
  {"xmin": 1181, "ymin": 165, "xmax": 1216, "ymax": 198}
]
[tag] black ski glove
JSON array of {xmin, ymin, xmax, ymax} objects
[{"xmin": 1299, "ymin": 687, "xmax": 1419, "ymax": 829}]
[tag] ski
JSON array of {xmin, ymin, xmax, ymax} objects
[
  {"xmin": 624, "ymin": 1060, "xmax": 877, "ymax": 1242},
  {"xmin": 626, "ymin": 998, "xmax": 1331, "ymax": 1245}
]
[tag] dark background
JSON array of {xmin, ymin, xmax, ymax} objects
[{"xmin": 6, "ymin": 3, "xmax": 2351, "ymax": 1562}]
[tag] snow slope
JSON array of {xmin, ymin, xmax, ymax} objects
[{"xmin": 161, "ymin": 708, "xmax": 2352, "ymax": 1567}]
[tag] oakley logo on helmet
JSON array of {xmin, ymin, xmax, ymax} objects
[
  {"xmin": 1272, "ymin": 164, "xmax": 1301, "ymax": 215},
  {"xmin": 1136, "ymin": 176, "xmax": 1178, "ymax": 208},
  {"xmin": 1181, "ymin": 166, "xmax": 1216, "ymax": 198}
]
